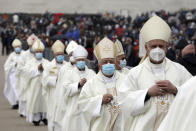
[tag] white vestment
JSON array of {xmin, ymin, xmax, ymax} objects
[
  {"xmin": 42, "ymin": 59, "xmax": 67, "ymax": 131},
  {"xmin": 158, "ymin": 76, "xmax": 196, "ymax": 131},
  {"xmin": 23, "ymin": 57, "xmax": 49, "ymax": 122},
  {"xmin": 78, "ymin": 71, "xmax": 127, "ymax": 131},
  {"xmin": 16, "ymin": 50, "xmax": 34, "ymax": 101},
  {"xmin": 117, "ymin": 67, "xmax": 130, "ymax": 75},
  {"xmin": 4, "ymin": 51, "xmax": 23, "ymax": 106},
  {"xmin": 119, "ymin": 57, "xmax": 192, "ymax": 131},
  {"xmin": 51, "ymin": 62, "xmax": 75, "ymax": 130},
  {"xmin": 15, "ymin": 49, "xmax": 34, "ymax": 116},
  {"xmin": 61, "ymin": 66, "xmax": 96, "ymax": 131}
]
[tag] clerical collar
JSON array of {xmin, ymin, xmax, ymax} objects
[
  {"xmin": 36, "ymin": 59, "xmax": 42, "ymax": 65},
  {"xmin": 102, "ymin": 72, "xmax": 115, "ymax": 83},
  {"xmin": 147, "ymin": 57, "xmax": 166, "ymax": 77},
  {"xmin": 147, "ymin": 57, "xmax": 166, "ymax": 69},
  {"xmin": 56, "ymin": 62, "xmax": 63, "ymax": 68}
]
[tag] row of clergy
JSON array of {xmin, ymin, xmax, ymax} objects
[{"xmin": 3, "ymin": 15, "xmax": 195, "ymax": 131}]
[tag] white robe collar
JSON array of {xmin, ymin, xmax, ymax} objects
[
  {"xmin": 143, "ymin": 57, "xmax": 171, "ymax": 72},
  {"xmin": 96, "ymin": 71, "xmax": 120, "ymax": 83},
  {"xmin": 73, "ymin": 66, "xmax": 90, "ymax": 79},
  {"xmin": 102, "ymin": 72, "xmax": 115, "ymax": 83},
  {"xmin": 51, "ymin": 59, "xmax": 66, "ymax": 69}
]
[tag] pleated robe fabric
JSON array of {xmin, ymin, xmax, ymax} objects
[
  {"xmin": 78, "ymin": 71, "xmax": 127, "ymax": 131},
  {"xmin": 4, "ymin": 51, "xmax": 24, "ymax": 105},
  {"xmin": 158, "ymin": 76, "xmax": 196, "ymax": 131},
  {"xmin": 61, "ymin": 66, "xmax": 96, "ymax": 131},
  {"xmin": 23, "ymin": 57, "xmax": 49, "ymax": 122}
]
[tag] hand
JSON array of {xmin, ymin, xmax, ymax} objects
[
  {"xmin": 156, "ymin": 80, "xmax": 178, "ymax": 95},
  {"xmin": 147, "ymin": 84, "xmax": 166, "ymax": 97},
  {"xmin": 102, "ymin": 94, "xmax": 113, "ymax": 104},
  {"xmin": 38, "ymin": 64, "xmax": 43, "ymax": 72},
  {"xmin": 79, "ymin": 78, "xmax": 87, "ymax": 87}
]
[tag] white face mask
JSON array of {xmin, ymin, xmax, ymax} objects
[{"xmin": 149, "ymin": 47, "xmax": 165, "ymax": 62}]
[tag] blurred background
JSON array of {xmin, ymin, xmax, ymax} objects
[{"xmin": 0, "ymin": 0, "xmax": 196, "ymax": 71}]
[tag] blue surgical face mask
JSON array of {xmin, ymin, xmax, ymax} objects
[
  {"xmin": 102, "ymin": 63, "xmax": 115, "ymax": 76},
  {"xmin": 35, "ymin": 52, "xmax": 43, "ymax": 60},
  {"xmin": 30, "ymin": 48, "xmax": 34, "ymax": 53},
  {"xmin": 56, "ymin": 55, "xmax": 64, "ymax": 63},
  {"xmin": 120, "ymin": 59, "xmax": 127, "ymax": 68},
  {"xmin": 15, "ymin": 47, "xmax": 21, "ymax": 53},
  {"xmin": 77, "ymin": 61, "xmax": 85, "ymax": 69}
]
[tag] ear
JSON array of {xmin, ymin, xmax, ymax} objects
[
  {"xmin": 145, "ymin": 44, "xmax": 148, "ymax": 50},
  {"xmin": 145, "ymin": 44, "xmax": 149, "ymax": 54},
  {"xmin": 164, "ymin": 44, "xmax": 168, "ymax": 54},
  {"xmin": 115, "ymin": 57, "xmax": 119, "ymax": 64},
  {"xmin": 115, "ymin": 61, "xmax": 121, "ymax": 70},
  {"xmin": 98, "ymin": 63, "xmax": 102, "ymax": 70}
]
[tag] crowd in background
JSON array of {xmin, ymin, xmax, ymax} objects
[{"xmin": 0, "ymin": 9, "xmax": 196, "ymax": 73}]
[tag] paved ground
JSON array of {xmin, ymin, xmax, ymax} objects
[{"xmin": 0, "ymin": 43, "xmax": 47, "ymax": 131}]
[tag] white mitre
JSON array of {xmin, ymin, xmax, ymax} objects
[
  {"xmin": 73, "ymin": 45, "xmax": 88, "ymax": 59},
  {"xmin": 12, "ymin": 39, "xmax": 22, "ymax": 47},
  {"xmin": 139, "ymin": 15, "xmax": 171, "ymax": 57},
  {"xmin": 32, "ymin": 39, "xmax": 45, "ymax": 52},
  {"xmin": 94, "ymin": 37, "xmax": 116, "ymax": 61},
  {"xmin": 52, "ymin": 40, "xmax": 65, "ymax": 54},
  {"xmin": 27, "ymin": 34, "xmax": 38, "ymax": 46},
  {"xmin": 114, "ymin": 39, "xmax": 125, "ymax": 56},
  {"xmin": 66, "ymin": 40, "xmax": 78, "ymax": 55}
]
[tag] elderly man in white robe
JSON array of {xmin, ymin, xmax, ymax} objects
[
  {"xmin": 23, "ymin": 39, "xmax": 49, "ymax": 126},
  {"xmin": 114, "ymin": 39, "xmax": 130, "ymax": 75},
  {"xmin": 119, "ymin": 15, "xmax": 192, "ymax": 131},
  {"xmin": 4, "ymin": 39, "xmax": 23, "ymax": 109},
  {"xmin": 50, "ymin": 40, "xmax": 78, "ymax": 131},
  {"xmin": 16, "ymin": 34, "xmax": 38, "ymax": 117},
  {"xmin": 42, "ymin": 40, "xmax": 67, "ymax": 131},
  {"xmin": 61, "ymin": 45, "xmax": 96, "ymax": 131},
  {"xmin": 158, "ymin": 76, "xmax": 196, "ymax": 131},
  {"xmin": 78, "ymin": 37, "xmax": 126, "ymax": 131}
]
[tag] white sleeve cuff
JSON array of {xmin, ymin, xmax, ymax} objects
[
  {"xmin": 131, "ymin": 89, "xmax": 150, "ymax": 116},
  {"xmin": 69, "ymin": 82, "xmax": 79, "ymax": 96},
  {"xmin": 92, "ymin": 95, "xmax": 103, "ymax": 117},
  {"xmin": 32, "ymin": 68, "xmax": 41, "ymax": 78},
  {"xmin": 48, "ymin": 76, "xmax": 57, "ymax": 87}
]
